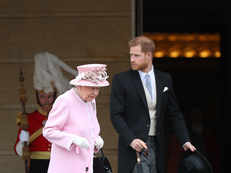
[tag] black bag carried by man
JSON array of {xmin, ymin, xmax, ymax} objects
[
  {"xmin": 93, "ymin": 149, "xmax": 112, "ymax": 173},
  {"xmin": 178, "ymin": 150, "xmax": 213, "ymax": 173},
  {"xmin": 132, "ymin": 148, "xmax": 156, "ymax": 173}
]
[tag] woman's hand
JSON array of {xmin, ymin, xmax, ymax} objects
[
  {"xmin": 72, "ymin": 136, "xmax": 90, "ymax": 149},
  {"xmin": 94, "ymin": 136, "xmax": 104, "ymax": 152}
]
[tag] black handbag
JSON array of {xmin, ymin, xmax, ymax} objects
[
  {"xmin": 178, "ymin": 150, "xmax": 213, "ymax": 173},
  {"xmin": 132, "ymin": 149, "xmax": 155, "ymax": 173},
  {"xmin": 93, "ymin": 149, "xmax": 112, "ymax": 173}
]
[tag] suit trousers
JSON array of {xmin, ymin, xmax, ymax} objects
[{"xmin": 29, "ymin": 159, "xmax": 50, "ymax": 173}]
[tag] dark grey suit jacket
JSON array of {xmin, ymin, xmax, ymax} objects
[{"xmin": 110, "ymin": 69, "xmax": 190, "ymax": 173}]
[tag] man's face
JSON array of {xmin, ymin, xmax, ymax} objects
[
  {"xmin": 38, "ymin": 92, "xmax": 55, "ymax": 113},
  {"xmin": 78, "ymin": 86, "xmax": 100, "ymax": 102},
  {"xmin": 130, "ymin": 45, "xmax": 151, "ymax": 72}
]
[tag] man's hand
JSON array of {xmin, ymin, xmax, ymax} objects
[
  {"xmin": 183, "ymin": 142, "xmax": 196, "ymax": 152},
  {"xmin": 130, "ymin": 139, "xmax": 148, "ymax": 152},
  {"xmin": 19, "ymin": 130, "xmax": 29, "ymax": 142}
]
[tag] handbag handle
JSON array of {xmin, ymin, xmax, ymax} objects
[
  {"xmin": 136, "ymin": 152, "xmax": 141, "ymax": 163},
  {"xmin": 136, "ymin": 148, "xmax": 148, "ymax": 163},
  {"xmin": 98, "ymin": 148, "xmax": 106, "ymax": 160}
]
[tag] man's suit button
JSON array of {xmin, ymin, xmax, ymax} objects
[{"xmin": 146, "ymin": 124, "xmax": 150, "ymax": 128}]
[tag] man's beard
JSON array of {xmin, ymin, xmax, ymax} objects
[{"xmin": 131, "ymin": 63, "xmax": 147, "ymax": 71}]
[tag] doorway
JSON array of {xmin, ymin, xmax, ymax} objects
[{"xmin": 135, "ymin": 2, "xmax": 226, "ymax": 173}]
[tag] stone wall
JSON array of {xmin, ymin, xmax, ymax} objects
[{"xmin": 0, "ymin": 1, "xmax": 133, "ymax": 172}]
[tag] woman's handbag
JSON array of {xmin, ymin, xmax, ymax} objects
[{"xmin": 93, "ymin": 149, "xmax": 112, "ymax": 173}]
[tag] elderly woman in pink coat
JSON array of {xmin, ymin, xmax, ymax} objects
[{"xmin": 43, "ymin": 64, "xmax": 109, "ymax": 173}]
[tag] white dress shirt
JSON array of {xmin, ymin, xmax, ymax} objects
[{"xmin": 138, "ymin": 66, "xmax": 157, "ymax": 136}]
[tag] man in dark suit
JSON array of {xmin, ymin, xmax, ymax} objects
[{"xmin": 110, "ymin": 35, "xmax": 196, "ymax": 173}]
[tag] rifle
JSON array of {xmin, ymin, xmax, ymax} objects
[{"xmin": 18, "ymin": 67, "xmax": 30, "ymax": 173}]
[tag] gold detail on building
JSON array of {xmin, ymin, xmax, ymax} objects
[{"xmin": 144, "ymin": 33, "xmax": 221, "ymax": 58}]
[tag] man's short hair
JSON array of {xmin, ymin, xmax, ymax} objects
[{"xmin": 128, "ymin": 36, "xmax": 155, "ymax": 54}]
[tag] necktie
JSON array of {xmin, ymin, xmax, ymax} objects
[{"xmin": 145, "ymin": 74, "xmax": 152, "ymax": 99}]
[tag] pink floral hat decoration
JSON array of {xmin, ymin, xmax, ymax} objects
[{"xmin": 69, "ymin": 64, "xmax": 109, "ymax": 87}]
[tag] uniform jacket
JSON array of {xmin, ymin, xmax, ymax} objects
[
  {"xmin": 14, "ymin": 110, "xmax": 51, "ymax": 159},
  {"xmin": 110, "ymin": 69, "xmax": 190, "ymax": 173},
  {"xmin": 43, "ymin": 88, "xmax": 100, "ymax": 173}
]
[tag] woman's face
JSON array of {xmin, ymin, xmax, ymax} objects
[{"xmin": 77, "ymin": 86, "xmax": 100, "ymax": 102}]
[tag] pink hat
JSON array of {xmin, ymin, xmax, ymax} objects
[{"xmin": 69, "ymin": 64, "xmax": 109, "ymax": 87}]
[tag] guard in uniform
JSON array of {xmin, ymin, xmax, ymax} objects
[
  {"xmin": 14, "ymin": 52, "xmax": 77, "ymax": 173},
  {"xmin": 14, "ymin": 96, "xmax": 55, "ymax": 173}
]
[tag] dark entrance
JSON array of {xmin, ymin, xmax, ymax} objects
[{"xmin": 136, "ymin": 2, "xmax": 226, "ymax": 173}]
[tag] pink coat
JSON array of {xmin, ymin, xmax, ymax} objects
[{"xmin": 43, "ymin": 88, "xmax": 100, "ymax": 173}]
